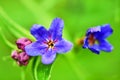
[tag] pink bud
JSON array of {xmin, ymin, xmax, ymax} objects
[
  {"xmin": 11, "ymin": 50, "xmax": 19, "ymax": 60},
  {"xmin": 18, "ymin": 52, "xmax": 30, "ymax": 66},
  {"xmin": 16, "ymin": 38, "xmax": 32, "ymax": 51}
]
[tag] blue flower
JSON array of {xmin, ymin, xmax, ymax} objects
[
  {"xmin": 83, "ymin": 24, "xmax": 113, "ymax": 54},
  {"xmin": 25, "ymin": 18, "xmax": 73, "ymax": 64}
]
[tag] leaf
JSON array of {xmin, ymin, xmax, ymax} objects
[
  {"xmin": 32, "ymin": 57, "xmax": 53, "ymax": 80},
  {"xmin": 0, "ymin": 27, "xmax": 16, "ymax": 49},
  {"xmin": 37, "ymin": 63, "xmax": 52, "ymax": 80},
  {"xmin": 32, "ymin": 57, "xmax": 38, "ymax": 80}
]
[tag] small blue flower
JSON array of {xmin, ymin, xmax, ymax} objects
[
  {"xmin": 25, "ymin": 18, "xmax": 73, "ymax": 64},
  {"xmin": 83, "ymin": 24, "xmax": 113, "ymax": 54}
]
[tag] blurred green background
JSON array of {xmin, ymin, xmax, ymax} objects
[{"xmin": 0, "ymin": 0, "xmax": 120, "ymax": 80}]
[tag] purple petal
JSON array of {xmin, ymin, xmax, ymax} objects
[
  {"xmin": 100, "ymin": 24, "xmax": 113, "ymax": 38},
  {"xmin": 86, "ymin": 26, "xmax": 101, "ymax": 36},
  {"xmin": 30, "ymin": 24, "xmax": 48, "ymax": 41},
  {"xmin": 83, "ymin": 37, "xmax": 89, "ymax": 48},
  {"xmin": 41, "ymin": 49, "xmax": 56, "ymax": 64},
  {"xmin": 89, "ymin": 44, "xmax": 100, "ymax": 54},
  {"xmin": 95, "ymin": 24, "xmax": 113, "ymax": 39},
  {"xmin": 49, "ymin": 18, "xmax": 64, "ymax": 40},
  {"xmin": 86, "ymin": 24, "xmax": 113, "ymax": 40},
  {"xmin": 25, "ymin": 41, "xmax": 47, "ymax": 56},
  {"xmin": 99, "ymin": 39, "xmax": 113, "ymax": 52},
  {"xmin": 55, "ymin": 39, "xmax": 73, "ymax": 53}
]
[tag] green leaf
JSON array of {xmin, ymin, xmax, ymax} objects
[
  {"xmin": 37, "ymin": 63, "xmax": 52, "ymax": 80},
  {"xmin": 32, "ymin": 57, "xmax": 53, "ymax": 80},
  {"xmin": 0, "ymin": 27, "xmax": 16, "ymax": 49},
  {"xmin": 32, "ymin": 57, "xmax": 38, "ymax": 80}
]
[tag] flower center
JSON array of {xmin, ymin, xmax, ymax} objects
[
  {"xmin": 88, "ymin": 34, "xmax": 96, "ymax": 46},
  {"xmin": 47, "ymin": 40, "xmax": 54, "ymax": 48}
]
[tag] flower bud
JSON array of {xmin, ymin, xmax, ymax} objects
[
  {"xmin": 11, "ymin": 50, "xmax": 19, "ymax": 60},
  {"xmin": 76, "ymin": 37, "xmax": 85, "ymax": 45},
  {"xmin": 16, "ymin": 38, "xmax": 32, "ymax": 51},
  {"xmin": 18, "ymin": 52, "xmax": 30, "ymax": 66}
]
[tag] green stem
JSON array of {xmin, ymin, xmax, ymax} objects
[
  {"xmin": 64, "ymin": 52, "xmax": 88, "ymax": 80},
  {"xmin": 21, "ymin": 68, "xmax": 25, "ymax": 80}
]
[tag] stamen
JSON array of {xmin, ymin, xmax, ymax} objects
[
  {"xmin": 88, "ymin": 34, "xmax": 96, "ymax": 46},
  {"xmin": 46, "ymin": 40, "xmax": 55, "ymax": 49}
]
